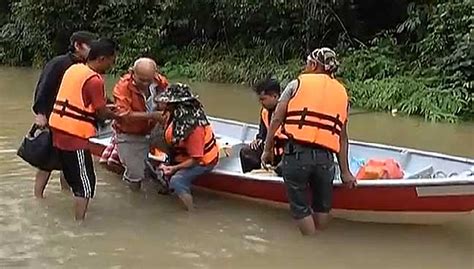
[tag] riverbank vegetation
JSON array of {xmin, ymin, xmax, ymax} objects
[{"xmin": 0, "ymin": 0, "xmax": 472, "ymax": 121}]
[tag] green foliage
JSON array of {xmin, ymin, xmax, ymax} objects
[
  {"xmin": 91, "ymin": 1, "xmax": 165, "ymax": 72},
  {"xmin": 0, "ymin": 0, "xmax": 472, "ymax": 121},
  {"xmin": 347, "ymin": 77, "xmax": 468, "ymax": 122},
  {"xmin": 339, "ymin": 35, "xmax": 402, "ymax": 81},
  {"xmin": 0, "ymin": 0, "xmax": 97, "ymax": 66},
  {"xmin": 396, "ymin": 0, "xmax": 474, "ymax": 119},
  {"xmin": 161, "ymin": 44, "xmax": 302, "ymax": 85},
  {"xmin": 0, "ymin": 1, "xmax": 9, "ymax": 26},
  {"xmin": 0, "ymin": 0, "xmax": 384, "ymax": 65}
]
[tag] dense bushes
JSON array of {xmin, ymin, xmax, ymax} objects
[{"xmin": 0, "ymin": 0, "xmax": 472, "ymax": 121}]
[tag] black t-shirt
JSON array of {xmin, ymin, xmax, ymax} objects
[{"xmin": 32, "ymin": 52, "xmax": 81, "ymax": 116}]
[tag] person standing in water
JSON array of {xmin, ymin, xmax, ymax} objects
[
  {"xmin": 49, "ymin": 38, "xmax": 121, "ymax": 221},
  {"xmin": 261, "ymin": 48, "xmax": 357, "ymax": 235},
  {"xmin": 113, "ymin": 57, "xmax": 168, "ymax": 191},
  {"xmin": 31, "ymin": 31, "xmax": 96, "ymax": 198}
]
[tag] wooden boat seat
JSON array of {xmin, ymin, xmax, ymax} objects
[{"xmin": 246, "ymin": 169, "xmax": 278, "ymax": 176}]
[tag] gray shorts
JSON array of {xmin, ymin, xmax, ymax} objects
[
  {"xmin": 281, "ymin": 142, "xmax": 335, "ymax": 219},
  {"xmin": 116, "ymin": 133, "xmax": 150, "ymax": 183}
]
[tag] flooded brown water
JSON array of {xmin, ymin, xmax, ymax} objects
[{"xmin": 0, "ymin": 66, "xmax": 473, "ymax": 269}]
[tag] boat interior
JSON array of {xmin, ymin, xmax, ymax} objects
[{"xmin": 92, "ymin": 117, "xmax": 474, "ymax": 183}]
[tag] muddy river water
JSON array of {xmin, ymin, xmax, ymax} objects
[{"xmin": 0, "ymin": 67, "xmax": 472, "ymax": 268}]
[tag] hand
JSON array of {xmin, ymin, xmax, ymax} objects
[
  {"xmin": 341, "ymin": 172, "xmax": 357, "ymax": 188},
  {"xmin": 250, "ymin": 139, "xmax": 263, "ymax": 150},
  {"xmin": 161, "ymin": 165, "xmax": 177, "ymax": 176},
  {"xmin": 34, "ymin": 114, "xmax": 48, "ymax": 127},
  {"xmin": 261, "ymin": 149, "xmax": 274, "ymax": 170}
]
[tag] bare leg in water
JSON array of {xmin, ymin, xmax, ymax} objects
[
  {"xmin": 59, "ymin": 172, "xmax": 70, "ymax": 192},
  {"xmin": 74, "ymin": 197, "xmax": 89, "ymax": 221},
  {"xmin": 313, "ymin": 212, "xmax": 331, "ymax": 230},
  {"xmin": 35, "ymin": 170, "xmax": 70, "ymax": 198},
  {"xmin": 177, "ymin": 193, "xmax": 195, "ymax": 211},
  {"xmin": 295, "ymin": 215, "xmax": 317, "ymax": 236},
  {"xmin": 34, "ymin": 169, "xmax": 51, "ymax": 198},
  {"xmin": 295, "ymin": 212, "xmax": 332, "ymax": 236}
]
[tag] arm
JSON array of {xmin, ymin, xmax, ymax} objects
[
  {"xmin": 163, "ymin": 157, "xmax": 198, "ymax": 176},
  {"xmin": 262, "ymin": 80, "xmax": 296, "ymax": 154},
  {"xmin": 164, "ymin": 127, "xmax": 204, "ymax": 174},
  {"xmin": 83, "ymin": 76, "xmax": 120, "ymax": 121},
  {"xmin": 96, "ymin": 106, "xmax": 121, "ymax": 121},
  {"xmin": 126, "ymin": 111, "xmax": 162, "ymax": 121},
  {"xmin": 173, "ymin": 158, "xmax": 198, "ymax": 170},
  {"xmin": 336, "ymin": 124, "xmax": 351, "ymax": 176},
  {"xmin": 337, "ymin": 105, "xmax": 357, "ymax": 187},
  {"xmin": 32, "ymin": 58, "xmax": 62, "ymax": 115}
]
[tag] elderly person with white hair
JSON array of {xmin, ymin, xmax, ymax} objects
[{"xmin": 112, "ymin": 57, "xmax": 169, "ymax": 191}]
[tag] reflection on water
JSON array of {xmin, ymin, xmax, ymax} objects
[{"xmin": 0, "ymin": 67, "xmax": 472, "ymax": 268}]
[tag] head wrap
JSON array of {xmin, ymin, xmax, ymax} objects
[
  {"xmin": 307, "ymin": 47, "xmax": 339, "ymax": 74},
  {"xmin": 155, "ymin": 83, "xmax": 209, "ymax": 144}
]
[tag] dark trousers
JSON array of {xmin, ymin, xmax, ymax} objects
[
  {"xmin": 239, "ymin": 144, "xmax": 282, "ymax": 175},
  {"xmin": 281, "ymin": 142, "xmax": 335, "ymax": 219}
]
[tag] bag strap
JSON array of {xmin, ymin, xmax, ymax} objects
[{"xmin": 27, "ymin": 124, "xmax": 50, "ymax": 139}]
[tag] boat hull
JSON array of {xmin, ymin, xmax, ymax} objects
[
  {"xmin": 89, "ymin": 141, "xmax": 474, "ymax": 225},
  {"xmin": 193, "ymin": 171, "xmax": 474, "ymax": 224}
]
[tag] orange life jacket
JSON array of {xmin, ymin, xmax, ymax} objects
[
  {"xmin": 261, "ymin": 108, "xmax": 287, "ymax": 156},
  {"xmin": 49, "ymin": 64, "xmax": 104, "ymax": 138},
  {"xmin": 165, "ymin": 123, "xmax": 219, "ymax": 166},
  {"xmin": 283, "ymin": 73, "xmax": 348, "ymax": 153},
  {"xmin": 355, "ymin": 159, "xmax": 404, "ymax": 180}
]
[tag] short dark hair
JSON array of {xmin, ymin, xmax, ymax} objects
[
  {"xmin": 68, "ymin": 31, "xmax": 96, "ymax": 52},
  {"xmin": 252, "ymin": 77, "xmax": 281, "ymax": 96},
  {"xmin": 87, "ymin": 38, "xmax": 118, "ymax": 61}
]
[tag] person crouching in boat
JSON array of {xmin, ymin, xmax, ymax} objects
[
  {"xmin": 261, "ymin": 48, "xmax": 357, "ymax": 235},
  {"xmin": 239, "ymin": 77, "xmax": 286, "ymax": 175},
  {"xmin": 113, "ymin": 57, "xmax": 168, "ymax": 191},
  {"xmin": 153, "ymin": 83, "xmax": 219, "ymax": 211}
]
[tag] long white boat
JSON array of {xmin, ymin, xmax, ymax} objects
[{"xmin": 89, "ymin": 116, "xmax": 474, "ymax": 224}]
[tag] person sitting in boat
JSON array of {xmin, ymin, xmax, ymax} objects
[
  {"xmin": 261, "ymin": 47, "xmax": 357, "ymax": 235},
  {"xmin": 152, "ymin": 83, "xmax": 219, "ymax": 211},
  {"xmin": 239, "ymin": 77, "xmax": 286, "ymax": 175},
  {"xmin": 113, "ymin": 57, "xmax": 168, "ymax": 191}
]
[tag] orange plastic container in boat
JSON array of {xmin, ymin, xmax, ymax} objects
[{"xmin": 356, "ymin": 159, "xmax": 404, "ymax": 180}]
